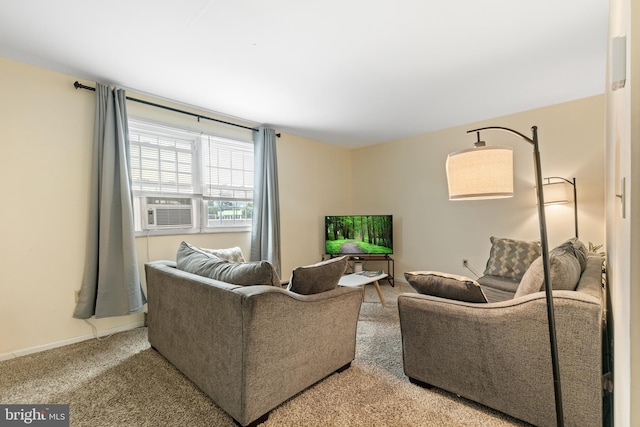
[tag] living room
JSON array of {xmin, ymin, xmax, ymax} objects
[
  {"xmin": 0, "ymin": 1, "xmax": 638, "ymax": 426},
  {"xmin": 0, "ymin": 55, "xmax": 606, "ymax": 356}
]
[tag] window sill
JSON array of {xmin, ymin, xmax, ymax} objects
[{"xmin": 135, "ymin": 226, "xmax": 251, "ymax": 238}]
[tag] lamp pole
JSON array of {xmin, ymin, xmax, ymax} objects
[
  {"xmin": 571, "ymin": 177, "xmax": 578, "ymax": 238},
  {"xmin": 466, "ymin": 126, "xmax": 564, "ymax": 426}
]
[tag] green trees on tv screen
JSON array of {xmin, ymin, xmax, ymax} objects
[{"xmin": 325, "ymin": 215, "xmax": 392, "ymax": 254}]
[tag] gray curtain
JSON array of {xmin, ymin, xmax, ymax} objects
[
  {"xmin": 73, "ymin": 83, "xmax": 146, "ymax": 319},
  {"xmin": 250, "ymin": 127, "xmax": 281, "ymax": 277}
]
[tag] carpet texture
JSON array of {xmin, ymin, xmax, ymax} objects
[{"xmin": 0, "ymin": 281, "xmax": 528, "ymax": 426}]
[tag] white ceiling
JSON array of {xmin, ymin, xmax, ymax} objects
[{"xmin": 0, "ymin": 0, "xmax": 609, "ymax": 147}]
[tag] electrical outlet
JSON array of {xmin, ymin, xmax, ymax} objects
[
  {"xmin": 74, "ymin": 290, "xmax": 80, "ymax": 303},
  {"xmin": 463, "ymin": 259, "xmax": 469, "ymax": 267}
]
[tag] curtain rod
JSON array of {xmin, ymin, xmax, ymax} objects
[{"xmin": 73, "ymin": 81, "xmax": 274, "ymax": 135}]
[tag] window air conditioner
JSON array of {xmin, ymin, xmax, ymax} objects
[{"xmin": 143, "ymin": 197, "xmax": 193, "ymax": 229}]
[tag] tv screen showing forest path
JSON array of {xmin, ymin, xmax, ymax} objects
[{"xmin": 325, "ymin": 215, "xmax": 393, "ymax": 255}]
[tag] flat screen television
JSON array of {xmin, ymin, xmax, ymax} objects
[{"xmin": 325, "ymin": 215, "xmax": 393, "ymax": 255}]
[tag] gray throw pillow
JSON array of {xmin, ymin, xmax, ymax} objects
[
  {"xmin": 483, "ymin": 236, "xmax": 541, "ymax": 281},
  {"xmin": 404, "ymin": 271, "xmax": 487, "ymax": 303},
  {"xmin": 555, "ymin": 237, "xmax": 588, "ymax": 273},
  {"xmin": 514, "ymin": 247, "xmax": 582, "ymax": 298},
  {"xmin": 287, "ymin": 256, "xmax": 348, "ymax": 295},
  {"xmin": 176, "ymin": 241, "xmax": 280, "ymax": 286}
]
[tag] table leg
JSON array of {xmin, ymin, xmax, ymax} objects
[{"xmin": 373, "ymin": 280, "xmax": 386, "ymax": 308}]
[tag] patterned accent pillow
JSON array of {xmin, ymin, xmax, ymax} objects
[
  {"xmin": 197, "ymin": 246, "xmax": 246, "ymax": 263},
  {"xmin": 405, "ymin": 271, "xmax": 487, "ymax": 303},
  {"xmin": 483, "ymin": 237, "xmax": 541, "ymax": 281}
]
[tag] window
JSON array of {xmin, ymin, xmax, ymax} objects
[{"xmin": 128, "ymin": 118, "xmax": 253, "ymax": 234}]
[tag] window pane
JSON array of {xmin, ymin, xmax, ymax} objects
[
  {"xmin": 207, "ymin": 200, "xmax": 253, "ymax": 227},
  {"xmin": 201, "ymin": 134, "xmax": 253, "ymax": 200}
]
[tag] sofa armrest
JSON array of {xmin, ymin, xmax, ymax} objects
[
  {"xmin": 234, "ymin": 285, "xmax": 363, "ymax": 424},
  {"xmin": 145, "ymin": 260, "xmax": 248, "ymax": 415},
  {"xmin": 397, "ymin": 290, "xmax": 601, "ymax": 426}
]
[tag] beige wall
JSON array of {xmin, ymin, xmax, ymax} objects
[
  {"xmin": 0, "ymin": 57, "xmax": 352, "ymax": 358},
  {"xmin": 352, "ymin": 96, "xmax": 605, "ymax": 280},
  {"xmin": 607, "ymin": 0, "xmax": 639, "ymax": 425},
  {"xmin": 631, "ymin": 1, "xmax": 640, "ymax": 423},
  {"xmin": 0, "ymin": 57, "xmax": 143, "ymax": 357},
  {"xmin": 277, "ymin": 133, "xmax": 352, "ymax": 279}
]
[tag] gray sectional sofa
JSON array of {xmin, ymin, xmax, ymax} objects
[
  {"xmin": 398, "ymin": 238, "xmax": 604, "ymax": 426},
  {"xmin": 145, "ymin": 246, "xmax": 362, "ymax": 427}
]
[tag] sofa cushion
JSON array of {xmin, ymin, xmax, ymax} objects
[
  {"xmin": 477, "ymin": 274, "xmax": 520, "ymax": 293},
  {"xmin": 287, "ymin": 256, "xmax": 348, "ymax": 295},
  {"xmin": 199, "ymin": 246, "xmax": 246, "ymax": 263},
  {"xmin": 405, "ymin": 271, "xmax": 487, "ymax": 303},
  {"xmin": 176, "ymin": 241, "xmax": 280, "ymax": 286},
  {"xmin": 477, "ymin": 275, "xmax": 520, "ymax": 302},
  {"xmin": 483, "ymin": 236, "xmax": 541, "ymax": 281},
  {"xmin": 514, "ymin": 248, "xmax": 582, "ymax": 298}
]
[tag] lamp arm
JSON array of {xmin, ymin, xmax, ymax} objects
[
  {"xmin": 466, "ymin": 126, "xmax": 535, "ymax": 145},
  {"xmin": 545, "ymin": 176, "xmax": 574, "ymax": 185}
]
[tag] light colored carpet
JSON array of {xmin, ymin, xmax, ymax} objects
[{"xmin": 0, "ymin": 281, "xmax": 528, "ymax": 426}]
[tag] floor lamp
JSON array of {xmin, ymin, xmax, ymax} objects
[
  {"xmin": 446, "ymin": 126, "xmax": 564, "ymax": 427},
  {"xmin": 543, "ymin": 177, "xmax": 578, "ymax": 238}
]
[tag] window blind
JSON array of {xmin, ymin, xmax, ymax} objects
[
  {"xmin": 129, "ymin": 119, "xmax": 196, "ymax": 195},
  {"xmin": 201, "ymin": 135, "xmax": 253, "ymax": 200}
]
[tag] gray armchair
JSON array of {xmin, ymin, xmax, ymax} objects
[{"xmin": 146, "ymin": 260, "xmax": 363, "ymax": 426}]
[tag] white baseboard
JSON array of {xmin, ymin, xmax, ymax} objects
[{"xmin": 0, "ymin": 321, "xmax": 145, "ymax": 362}]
